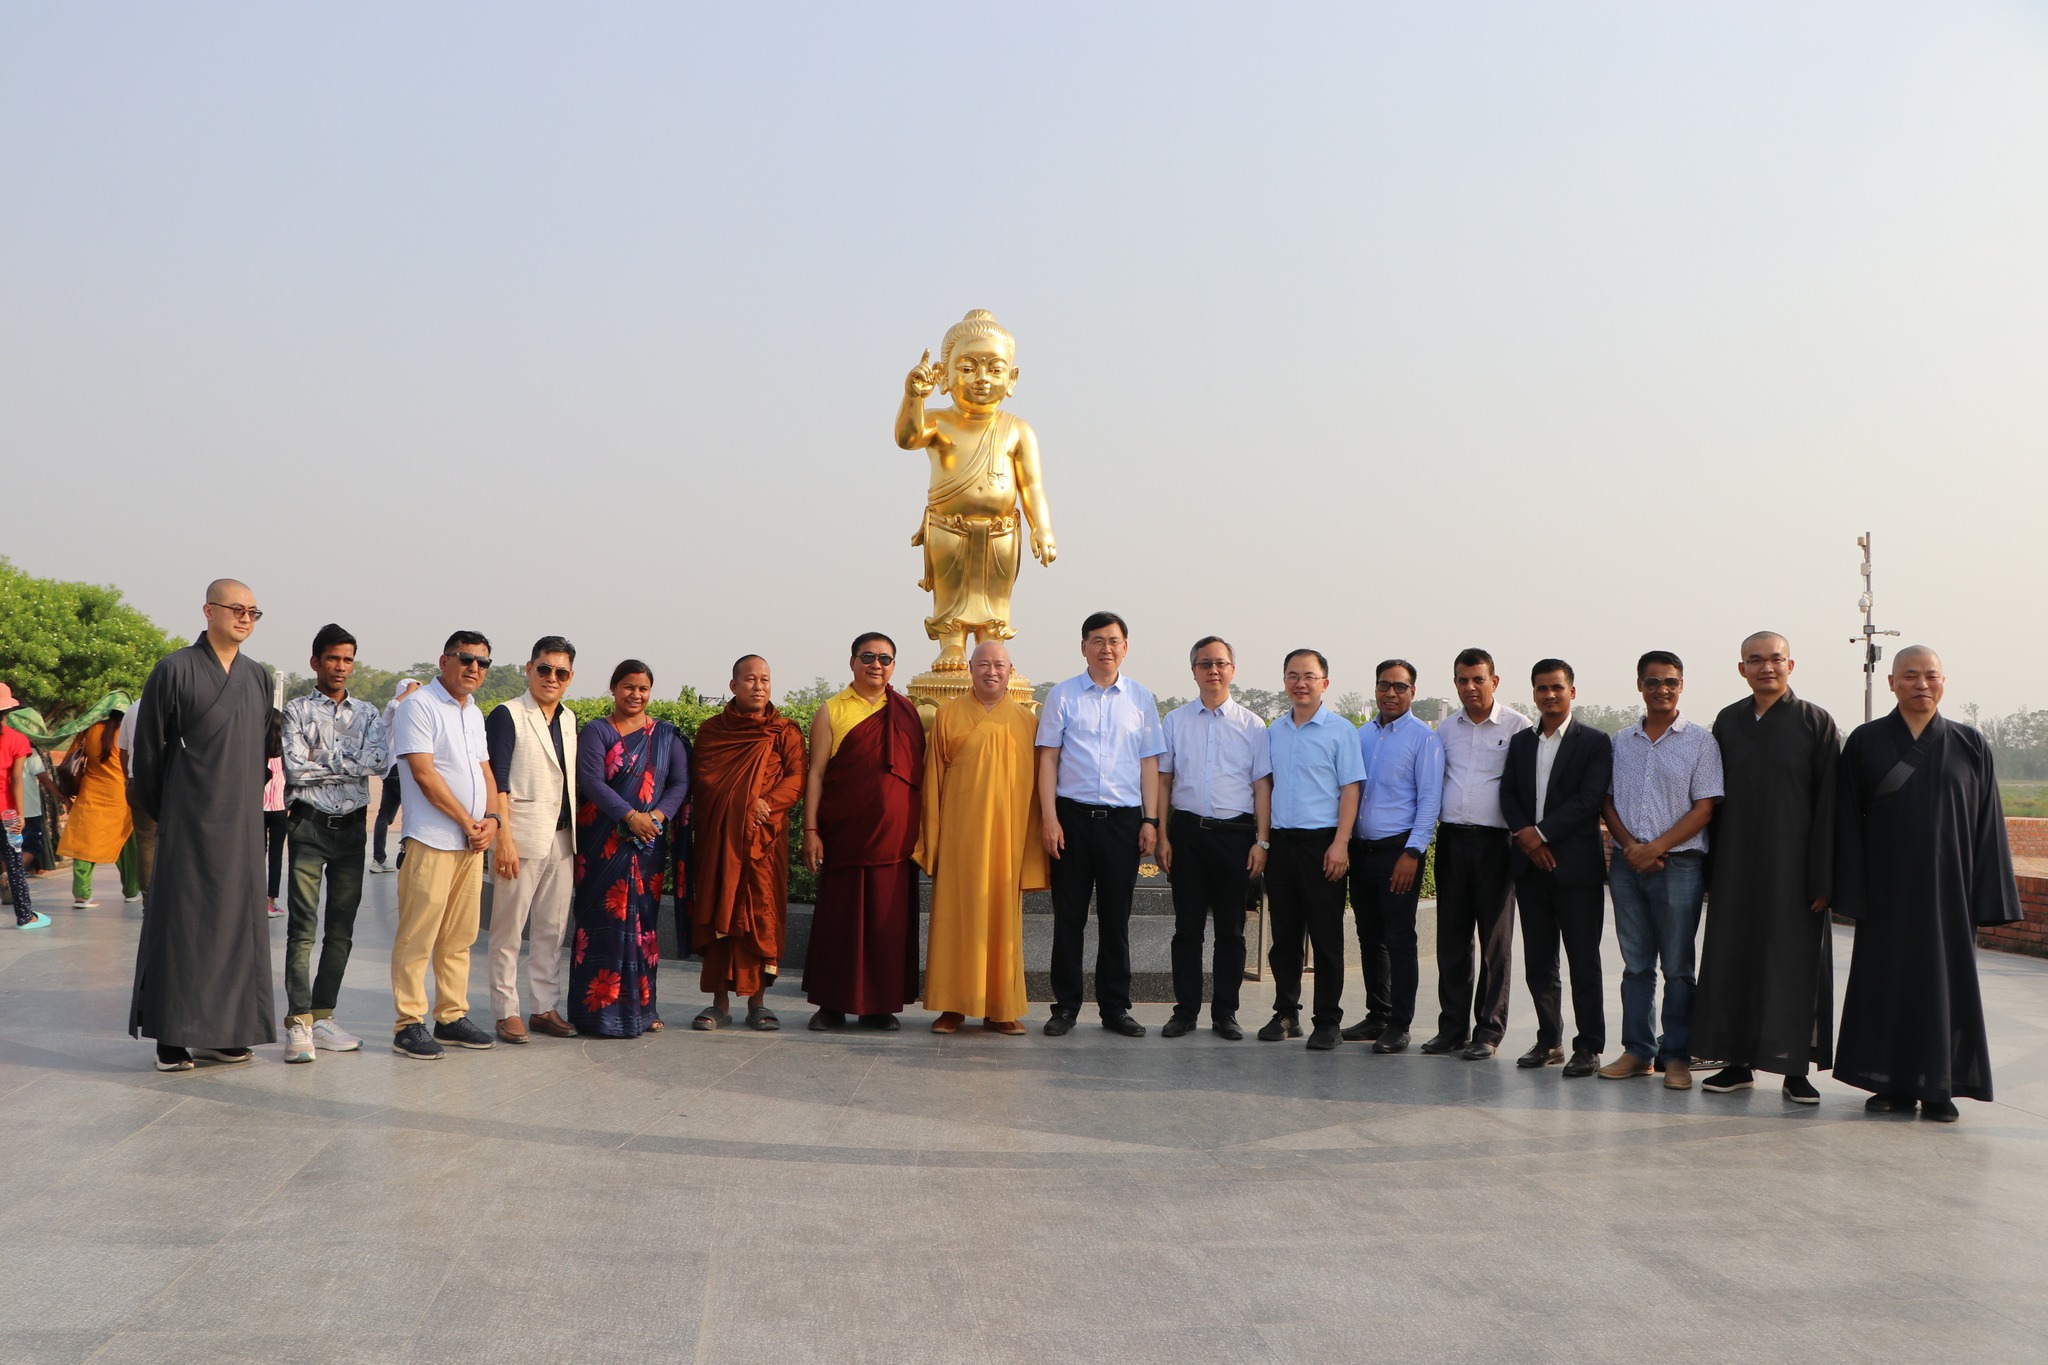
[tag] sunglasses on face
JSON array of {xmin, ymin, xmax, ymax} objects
[
  {"xmin": 207, "ymin": 602, "xmax": 263, "ymax": 621},
  {"xmin": 857, "ymin": 652, "xmax": 894, "ymax": 667},
  {"xmin": 532, "ymin": 664, "xmax": 571, "ymax": 680},
  {"xmin": 1640, "ymin": 678, "xmax": 1682, "ymax": 690},
  {"xmin": 1376, "ymin": 681, "xmax": 1413, "ymax": 693},
  {"xmin": 450, "ymin": 653, "xmax": 491, "ymax": 670}
]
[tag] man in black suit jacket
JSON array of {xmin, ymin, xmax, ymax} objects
[{"xmin": 1499, "ymin": 658, "xmax": 1613, "ymax": 1077}]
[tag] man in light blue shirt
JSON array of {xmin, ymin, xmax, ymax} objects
[
  {"xmin": 1261, "ymin": 648, "xmax": 1365, "ymax": 1051},
  {"xmin": 1351, "ymin": 659, "xmax": 1445, "ymax": 1057},
  {"xmin": 1157, "ymin": 636, "xmax": 1272, "ymax": 1040},
  {"xmin": 1035, "ymin": 611, "xmax": 1166, "ymax": 1038}
]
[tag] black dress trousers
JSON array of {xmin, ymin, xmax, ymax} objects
[
  {"xmin": 1433, "ymin": 823, "xmax": 1517, "ymax": 1045},
  {"xmin": 1265, "ymin": 827, "xmax": 1347, "ymax": 1028},
  {"xmin": 1516, "ymin": 868, "xmax": 1607, "ymax": 1053},
  {"xmin": 1349, "ymin": 834, "xmax": 1423, "ymax": 1032},
  {"xmin": 1165, "ymin": 810, "xmax": 1254, "ymax": 1021},
  {"xmin": 1048, "ymin": 798, "xmax": 1142, "ymax": 1019}
]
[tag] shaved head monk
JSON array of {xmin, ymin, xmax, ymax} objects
[{"xmin": 689, "ymin": 655, "xmax": 807, "ymax": 1031}]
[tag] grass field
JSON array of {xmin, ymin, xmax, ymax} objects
[{"xmin": 2003, "ymin": 783, "xmax": 2048, "ymax": 819}]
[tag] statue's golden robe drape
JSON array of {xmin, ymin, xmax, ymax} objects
[{"xmin": 914, "ymin": 695, "xmax": 1046, "ymax": 1019}]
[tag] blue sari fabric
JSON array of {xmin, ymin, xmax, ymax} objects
[{"xmin": 569, "ymin": 718, "xmax": 687, "ymax": 1038}]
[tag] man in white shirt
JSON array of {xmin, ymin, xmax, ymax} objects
[
  {"xmin": 1412, "ymin": 647, "xmax": 1531, "ymax": 1060},
  {"xmin": 387, "ymin": 632, "xmax": 505, "ymax": 1060},
  {"xmin": 1156, "ymin": 636, "xmax": 1272, "ymax": 1040}
]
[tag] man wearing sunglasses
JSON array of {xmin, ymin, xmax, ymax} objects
[
  {"xmin": 801, "ymin": 632, "xmax": 925, "ymax": 1032},
  {"xmin": 386, "ymin": 631, "xmax": 505, "ymax": 1060},
  {"xmin": 484, "ymin": 637, "xmax": 580, "ymax": 1044},
  {"xmin": 1350, "ymin": 660, "xmax": 1444, "ymax": 1057},
  {"xmin": 1600, "ymin": 651, "xmax": 1723, "ymax": 1089}
]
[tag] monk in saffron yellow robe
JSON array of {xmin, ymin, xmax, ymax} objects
[
  {"xmin": 915, "ymin": 643, "xmax": 1046, "ymax": 1033},
  {"xmin": 689, "ymin": 656, "xmax": 806, "ymax": 1030}
]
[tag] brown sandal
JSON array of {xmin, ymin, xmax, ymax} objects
[{"xmin": 930, "ymin": 1012, "xmax": 965, "ymax": 1034}]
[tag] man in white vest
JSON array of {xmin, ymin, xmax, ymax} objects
[{"xmin": 485, "ymin": 636, "xmax": 581, "ymax": 1043}]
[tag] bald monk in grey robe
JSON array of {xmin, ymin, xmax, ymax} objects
[{"xmin": 128, "ymin": 579, "xmax": 279, "ymax": 1071}]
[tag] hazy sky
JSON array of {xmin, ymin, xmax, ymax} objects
[{"xmin": 6, "ymin": 3, "xmax": 2045, "ymax": 724}]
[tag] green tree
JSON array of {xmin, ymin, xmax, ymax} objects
[
  {"xmin": 782, "ymin": 676, "xmax": 839, "ymax": 708},
  {"xmin": 0, "ymin": 556, "xmax": 183, "ymax": 722}
]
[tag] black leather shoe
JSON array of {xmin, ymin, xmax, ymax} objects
[
  {"xmin": 1161, "ymin": 1015, "xmax": 1195, "ymax": 1039},
  {"xmin": 1865, "ymin": 1093, "xmax": 1916, "ymax": 1114},
  {"xmin": 1418, "ymin": 1033, "xmax": 1468, "ymax": 1055},
  {"xmin": 1921, "ymin": 1098, "xmax": 1959, "ymax": 1123},
  {"xmin": 1256, "ymin": 1013, "xmax": 1302, "ymax": 1042},
  {"xmin": 1517, "ymin": 1044, "xmax": 1565, "ymax": 1069},
  {"xmin": 857, "ymin": 1013, "xmax": 901, "ymax": 1031},
  {"xmin": 1372, "ymin": 1030, "xmax": 1410, "ymax": 1054},
  {"xmin": 1102, "ymin": 1013, "xmax": 1146, "ymax": 1038},
  {"xmin": 807, "ymin": 1008, "xmax": 847, "ymax": 1032},
  {"xmin": 1042, "ymin": 1013, "xmax": 1075, "ymax": 1037},
  {"xmin": 1340, "ymin": 1018, "xmax": 1385, "ymax": 1042},
  {"xmin": 1211, "ymin": 1014, "xmax": 1243, "ymax": 1041},
  {"xmin": 1305, "ymin": 1025, "xmax": 1341, "ymax": 1051},
  {"xmin": 1460, "ymin": 1040, "xmax": 1496, "ymax": 1060},
  {"xmin": 1561, "ymin": 1049, "xmax": 1598, "ymax": 1077}
]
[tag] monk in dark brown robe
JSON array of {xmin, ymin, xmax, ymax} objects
[
  {"xmin": 689, "ymin": 655, "xmax": 806, "ymax": 1031},
  {"xmin": 800, "ymin": 633, "xmax": 925, "ymax": 1031}
]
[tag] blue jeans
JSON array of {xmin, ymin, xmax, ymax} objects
[{"xmin": 1607, "ymin": 850, "xmax": 1704, "ymax": 1063}]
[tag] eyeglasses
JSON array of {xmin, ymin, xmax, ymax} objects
[
  {"xmin": 1193, "ymin": 659, "xmax": 1234, "ymax": 671},
  {"xmin": 207, "ymin": 602, "xmax": 263, "ymax": 621},
  {"xmin": 532, "ymin": 664, "xmax": 571, "ymax": 680},
  {"xmin": 1640, "ymin": 678, "xmax": 1683, "ymax": 690},
  {"xmin": 1283, "ymin": 673, "xmax": 1326, "ymax": 685},
  {"xmin": 856, "ymin": 652, "xmax": 894, "ymax": 666},
  {"xmin": 451, "ymin": 652, "xmax": 492, "ymax": 670},
  {"xmin": 1375, "ymin": 681, "xmax": 1413, "ymax": 693}
]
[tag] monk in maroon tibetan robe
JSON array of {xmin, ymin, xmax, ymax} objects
[{"xmin": 800, "ymin": 632, "xmax": 926, "ymax": 1030}]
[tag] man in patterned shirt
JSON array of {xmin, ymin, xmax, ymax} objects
[
  {"xmin": 279, "ymin": 624, "xmax": 390, "ymax": 1064},
  {"xmin": 1600, "ymin": 651, "xmax": 1724, "ymax": 1090}
]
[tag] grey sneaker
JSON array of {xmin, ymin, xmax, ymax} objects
[
  {"xmin": 311, "ymin": 1019, "xmax": 362, "ymax": 1052},
  {"xmin": 283, "ymin": 1020, "xmax": 315, "ymax": 1064},
  {"xmin": 369, "ymin": 859, "xmax": 391, "ymax": 874},
  {"xmin": 393, "ymin": 1024, "xmax": 443, "ymax": 1060}
]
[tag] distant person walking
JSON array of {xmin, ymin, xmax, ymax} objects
[
  {"xmin": 0, "ymin": 685, "xmax": 47, "ymax": 929},
  {"xmin": 128, "ymin": 579, "xmax": 279, "ymax": 1072},
  {"xmin": 262, "ymin": 716, "xmax": 288, "ymax": 918},
  {"xmin": 59, "ymin": 709, "xmax": 138, "ymax": 909},
  {"xmin": 370, "ymin": 678, "xmax": 422, "ymax": 873}
]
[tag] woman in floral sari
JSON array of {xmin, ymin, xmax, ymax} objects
[{"xmin": 568, "ymin": 660, "xmax": 691, "ymax": 1038}]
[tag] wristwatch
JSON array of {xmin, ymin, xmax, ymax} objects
[
  {"xmin": 1140, "ymin": 816, "xmax": 1159, "ymax": 827},
  {"xmin": 1256, "ymin": 838, "xmax": 1271, "ymax": 850}
]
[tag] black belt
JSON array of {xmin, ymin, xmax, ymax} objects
[
  {"xmin": 1174, "ymin": 811, "xmax": 1254, "ymax": 830},
  {"xmin": 1439, "ymin": 822, "xmax": 1505, "ymax": 835},
  {"xmin": 1272, "ymin": 826, "xmax": 1336, "ymax": 842},
  {"xmin": 1059, "ymin": 798, "xmax": 1138, "ymax": 819},
  {"xmin": 290, "ymin": 801, "xmax": 366, "ymax": 828},
  {"xmin": 1353, "ymin": 832, "xmax": 1408, "ymax": 850}
]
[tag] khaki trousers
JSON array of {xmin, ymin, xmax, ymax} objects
[
  {"xmin": 392, "ymin": 839, "xmax": 484, "ymax": 1029},
  {"xmin": 487, "ymin": 827, "xmax": 575, "ymax": 1019}
]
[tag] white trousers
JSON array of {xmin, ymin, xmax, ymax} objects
[{"xmin": 487, "ymin": 827, "xmax": 575, "ymax": 1019}]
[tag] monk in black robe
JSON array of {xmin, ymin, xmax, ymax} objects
[
  {"xmin": 1694, "ymin": 633, "xmax": 1841, "ymax": 1104},
  {"xmin": 128, "ymin": 579, "xmax": 279, "ymax": 1071},
  {"xmin": 1834, "ymin": 646, "xmax": 2020, "ymax": 1122}
]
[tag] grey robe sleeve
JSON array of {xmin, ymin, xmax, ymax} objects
[{"xmin": 126, "ymin": 655, "xmax": 179, "ymax": 822}]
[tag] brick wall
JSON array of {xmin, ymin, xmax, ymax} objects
[
  {"xmin": 1979, "ymin": 820, "xmax": 2048, "ymax": 957},
  {"xmin": 2005, "ymin": 818, "xmax": 2048, "ymax": 860}
]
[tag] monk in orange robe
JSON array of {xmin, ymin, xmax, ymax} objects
[{"xmin": 689, "ymin": 655, "xmax": 806, "ymax": 1031}]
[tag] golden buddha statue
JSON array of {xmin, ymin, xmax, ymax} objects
[{"xmin": 896, "ymin": 309, "xmax": 1055, "ymax": 677}]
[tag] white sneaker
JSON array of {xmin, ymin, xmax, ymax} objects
[
  {"xmin": 311, "ymin": 1019, "xmax": 362, "ymax": 1052},
  {"xmin": 123, "ymin": 894, "xmax": 143, "ymax": 904},
  {"xmin": 73, "ymin": 899, "xmax": 99, "ymax": 909},
  {"xmin": 265, "ymin": 901, "xmax": 284, "ymax": 919},
  {"xmin": 368, "ymin": 859, "xmax": 391, "ymax": 875},
  {"xmin": 283, "ymin": 1020, "xmax": 315, "ymax": 1064}
]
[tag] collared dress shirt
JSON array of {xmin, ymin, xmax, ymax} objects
[
  {"xmin": 390, "ymin": 677, "xmax": 491, "ymax": 852},
  {"xmin": 1439, "ymin": 701, "xmax": 1531, "ymax": 827},
  {"xmin": 1610, "ymin": 714, "xmax": 1725, "ymax": 853},
  {"xmin": 1035, "ymin": 672, "xmax": 1167, "ymax": 807},
  {"xmin": 1160, "ymin": 697, "xmax": 1272, "ymax": 819},
  {"xmin": 1269, "ymin": 704, "xmax": 1368, "ymax": 831},
  {"xmin": 1533, "ymin": 714, "xmax": 1572, "ymax": 825},
  {"xmin": 1354, "ymin": 711, "xmax": 1444, "ymax": 851},
  {"xmin": 281, "ymin": 691, "xmax": 390, "ymax": 816}
]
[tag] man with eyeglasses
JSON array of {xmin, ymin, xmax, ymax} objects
[
  {"xmin": 127, "ymin": 579, "xmax": 280, "ymax": 1072},
  {"xmin": 386, "ymin": 631, "xmax": 505, "ymax": 1060},
  {"xmin": 1690, "ymin": 633, "xmax": 1842, "ymax": 1105},
  {"xmin": 484, "ymin": 636, "xmax": 580, "ymax": 1045},
  {"xmin": 1349, "ymin": 660, "xmax": 1444, "ymax": 1057},
  {"xmin": 1260, "ymin": 649, "xmax": 1365, "ymax": 1051},
  {"xmin": 1600, "ymin": 651, "xmax": 1723, "ymax": 1089},
  {"xmin": 1035, "ymin": 611, "xmax": 1167, "ymax": 1038},
  {"xmin": 801, "ymin": 632, "xmax": 925, "ymax": 1032},
  {"xmin": 278, "ymin": 623, "xmax": 389, "ymax": 1064},
  {"xmin": 1156, "ymin": 636, "xmax": 1272, "ymax": 1040}
]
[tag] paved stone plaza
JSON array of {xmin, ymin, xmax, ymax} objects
[{"xmin": 2, "ymin": 864, "xmax": 2045, "ymax": 1364}]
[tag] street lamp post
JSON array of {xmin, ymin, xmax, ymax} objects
[{"xmin": 1852, "ymin": 532, "xmax": 1900, "ymax": 724}]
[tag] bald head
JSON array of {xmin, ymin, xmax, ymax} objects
[
  {"xmin": 200, "ymin": 578, "xmax": 258, "ymax": 651},
  {"xmin": 968, "ymin": 640, "xmax": 1014, "ymax": 703},
  {"xmin": 1893, "ymin": 644, "xmax": 1940, "ymax": 671},
  {"xmin": 205, "ymin": 578, "xmax": 251, "ymax": 604},
  {"xmin": 1888, "ymin": 645, "xmax": 1944, "ymax": 719},
  {"xmin": 1741, "ymin": 630, "xmax": 1787, "ymax": 657},
  {"xmin": 1737, "ymin": 631, "xmax": 1794, "ymax": 706},
  {"xmin": 730, "ymin": 655, "xmax": 772, "ymax": 714}
]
